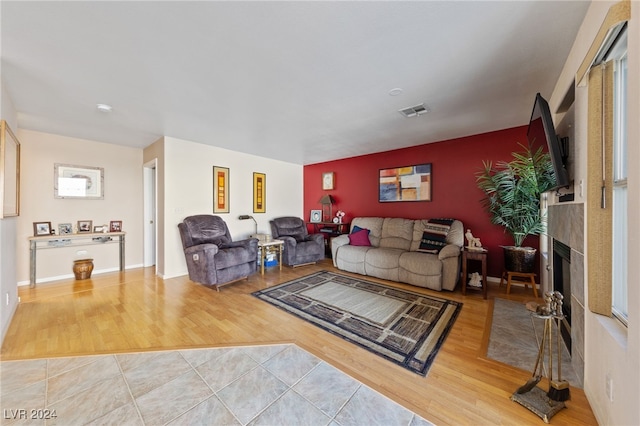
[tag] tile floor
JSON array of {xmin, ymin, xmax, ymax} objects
[{"xmin": 1, "ymin": 344, "xmax": 432, "ymax": 426}]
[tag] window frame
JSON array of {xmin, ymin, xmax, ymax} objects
[{"xmin": 607, "ymin": 28, "xmax": 628, "ymax": 326}]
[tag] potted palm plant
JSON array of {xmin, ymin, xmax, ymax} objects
[{"xmin": 476, "ymin": 144, "xmax": 556, "ymax": 273}]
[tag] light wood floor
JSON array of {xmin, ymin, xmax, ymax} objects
[{"xmin": 2, "ymin": 260, "xmax": 596, "ymax": 425}]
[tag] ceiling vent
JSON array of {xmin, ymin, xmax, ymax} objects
[{"xmin": 398, "ymin": 103, "xmax": 430, "ymax": 118}]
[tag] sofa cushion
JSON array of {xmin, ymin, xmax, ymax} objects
[
  {"xmin": 335, "ymin": 245, "xmax": 371, "ymax": 275},
  {"xmin": 365, "ymin": 247, "xmax": 404, "ymax": 269},
  {"xmin": 348, "ymin": 229, "xmax": 371, "ymax": 246},
  {"xmin": 364, "ymin": 248, "xmax": 404, "ymax": 282},
  {"xmin": 399, "ymin": 252, "xmax": 444, "ymax": 290}
]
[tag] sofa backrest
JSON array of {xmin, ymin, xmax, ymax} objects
[
  {"xmin": 349, "ymin": 217, "xmax": 463, "ymax": 251},
  {"xmin": 410, "ymin": 219, "xmax": 464, "ymax": 252},
  {"xmin": 379, "ymin": 218, "xmax": 414, "ymax": 250}
]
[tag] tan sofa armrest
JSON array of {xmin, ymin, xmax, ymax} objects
[
  {"xmin": 331, "ymin": 234, "xmax": 351, "ymax": 266},
  {"xmin": 438, "ymin": 244, "xmax": 461, "ymax": 260}
]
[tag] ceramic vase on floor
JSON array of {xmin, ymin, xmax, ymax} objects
[{"xmin": 73, "ymin": 259, "xmax": 94, "ymax": 280}]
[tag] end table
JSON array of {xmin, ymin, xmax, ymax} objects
[{"xmin": 462, "ymin": 247, "xmax": 488, "ymax": 299}]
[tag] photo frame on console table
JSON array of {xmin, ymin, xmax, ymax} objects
[
  {"xmin": 253, "ymin": 172, "xmax": 266, "ymax": 213},
  {"xmin": 1, "ymin": 120, "xmax": 21, "ymax": 217},
  {"xmin": 54, "ymin": 163, "xmax": 104, "ymax": 200},
  {"xmin": 77, "ymin": 220, "xmax": 93, "ymax": 233},
  {"xmin": 213, "ymin": 166, "xmax": 229, "ymax": 213},
  {"xmin": 33, "ymin": 221, "xmax": 52, "ymax": 236},
  {"xmin": 379, "ymin": 163, "xmax": 432, "ymax": 202}
]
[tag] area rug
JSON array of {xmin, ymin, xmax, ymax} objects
[
  {"xmin": 487, "ymin": 298, "xmax": 581, "ymax": 388},
  {"xmin": 252, "ymin": 271, "xmax": 462, "ymax": 376}
]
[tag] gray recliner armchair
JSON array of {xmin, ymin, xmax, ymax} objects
[
  {"xmin": 178, "ymin": 215, "xmax": 258, "ymax": 290},
  {"xmin": 269, "ymin": 216, "xmax": 325, "ymax": 266}
]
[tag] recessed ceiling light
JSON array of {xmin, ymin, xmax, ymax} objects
[
  {"xmin": 96, "ymin": 103, "xmax": 113, "ymax": 113},
  {"xmin": 388, "ymin": 88, "xmax": 403, "ymax": 96}
]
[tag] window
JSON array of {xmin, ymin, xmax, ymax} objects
[{"xmin": 608, "ymin": 29, "xmax": 628, "ymax": 325}]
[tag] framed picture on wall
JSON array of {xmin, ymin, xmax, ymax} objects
[
  {"xmin": 322, "ymin": 172, "xmax": 334, "ymax": 190},
  {"xmin": 213, "ymin": 166, "xmax": 229, "ymax": 213},
  {"xmin": 379, "ymin": 163, "xmax": 432, "ymax": 202},
  {"xmin": 54, "ymin": 164, "xmax": 104, "ymax": 199},
  {"xmin": 253, "ymin": 172, "xmax": 266, "ymax": 213}
]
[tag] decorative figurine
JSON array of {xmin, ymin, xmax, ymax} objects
[
  {"xmin": 465, "ymin": 229, "xmax": 482, "ymax": 250},
  {"xmin": 468, "ymin": 272, "xmax": 482, "ymax": 287}
]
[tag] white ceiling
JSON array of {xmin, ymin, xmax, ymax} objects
[{"xmin": 1, "ymin": 1, "xmax": 590, "ymax": 165}]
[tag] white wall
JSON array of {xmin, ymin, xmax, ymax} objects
[
  {"xmin": 159, "ymin": 136, "xmax": 303, "ymax": 279},
  {"xmin": 1, "ymin": 81, "xmax": 19, "ymax": 344},
  {"xmin": 15, "ymin": 130, "xmax": 144, "ymax": 284},
  {"xmin": 550, "ymin": 1, "xmax": 640, "ymax": 424}
]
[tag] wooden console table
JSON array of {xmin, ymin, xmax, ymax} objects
[
  {"xmin": 28, "ymin": 232, "xmax": 126, "ymax": 287},
  {"xmin": 306, "ymin": 221, "xmax": 350, "ymax": 236}
]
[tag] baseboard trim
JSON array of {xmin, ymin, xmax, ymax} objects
[{"xmin": 18, "ymin": 264, "xmax": 144, "ymax": 286}]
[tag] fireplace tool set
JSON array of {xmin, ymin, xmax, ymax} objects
[{"xmin": 511, "ymin": 291, "xmax": 571, "ymax": 423}]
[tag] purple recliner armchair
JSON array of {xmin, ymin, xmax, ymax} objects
[
  {"xmin": 178, "ymin": 215, "xmax": 258, "ymax": 290},
  {"xmin": 269, "ymin": 217, "xmax": 325, "ymax": 266}
]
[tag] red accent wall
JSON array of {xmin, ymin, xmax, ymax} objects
[{"xmin": 303, "ymin": 125, "xmax": 541, "ymax": 279}]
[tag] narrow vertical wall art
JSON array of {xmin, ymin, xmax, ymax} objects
[
  {"xmin": 253, "ymin": 172, "xmax": 266, "ymax": 213},
  {"xmin": 213, "ymin": 166, "xmax": 229, "ymax": 213}
]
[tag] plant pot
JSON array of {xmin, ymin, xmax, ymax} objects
[
  {"xmin": 73, "ymin": 259, "xmax": 94, "ymax": 280},
  {"xmin": 502, "ymin": 246, "xmax": 536, "ymax": 273}
]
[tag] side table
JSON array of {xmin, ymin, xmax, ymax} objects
[
  {"xmin": 306, "ymin": 221, "xmax": 351, "ymax": 257},
  {"xmin": 257, "ymin": 238, "xmax": 284, "ymax": 275},
  {"xmin": 461, "ymin": 248, "xmax": 488, "ymax": 299}
]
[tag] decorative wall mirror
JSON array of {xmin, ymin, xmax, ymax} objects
[{"xmin": 0, "ymin": 120, "xmax": 21, "ymax": 217}]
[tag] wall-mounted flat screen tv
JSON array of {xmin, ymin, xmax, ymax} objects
[{"xmin": 527, "ymin": 93, "xmax": 570, "ymax": 191}]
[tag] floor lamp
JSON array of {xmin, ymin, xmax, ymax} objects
[{"xmin": 238, "ymin": 215, "xmax": 257, "ymax": 237}]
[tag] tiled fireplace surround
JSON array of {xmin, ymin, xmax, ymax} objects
[{"xmin": 547, "ymin": 203, "xmax": 585, "ymax": 387}]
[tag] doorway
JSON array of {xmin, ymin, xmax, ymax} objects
[{"xmin": 143, "ymin": 159, "xmax": 157, "ymax": 268}]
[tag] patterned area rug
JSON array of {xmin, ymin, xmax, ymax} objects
[{"xmin": 253, "ymin": 271, "xmax": 462, "ymax": 376}]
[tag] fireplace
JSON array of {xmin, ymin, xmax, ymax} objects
[{"xmin": 553, "ymin": 239, "xmax": 572, "ymax": 353}]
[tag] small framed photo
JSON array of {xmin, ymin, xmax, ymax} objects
[
  {"xmin": 93, "ymin": 225, "xmax": 105, "ymax": 233},
  {"xmin": 77, "ymin": 220, "xmax": 93, "ymax": 233},
  {"xmin": 310, "ymin": 210, "xmax": 322, "ymax": 223},
  {"xmin": 33, "ymin": 221, "xmax": 52, "ymax": 236},
  {"xmin": 109, "ymin": 220, "xmax": 122, "ymax": 232},
  {"xmin": 58, "ymin": 223, "xmax": 73, "ymax": 235}
]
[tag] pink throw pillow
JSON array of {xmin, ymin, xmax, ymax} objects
[{"xmin": 348, "ymin": 229, "xmax": 371, "ymax": 246}]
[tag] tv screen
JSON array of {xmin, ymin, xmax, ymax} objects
[{"xmin": 527, "ymin": 93, "xmax": 570, "ymax": 190}]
